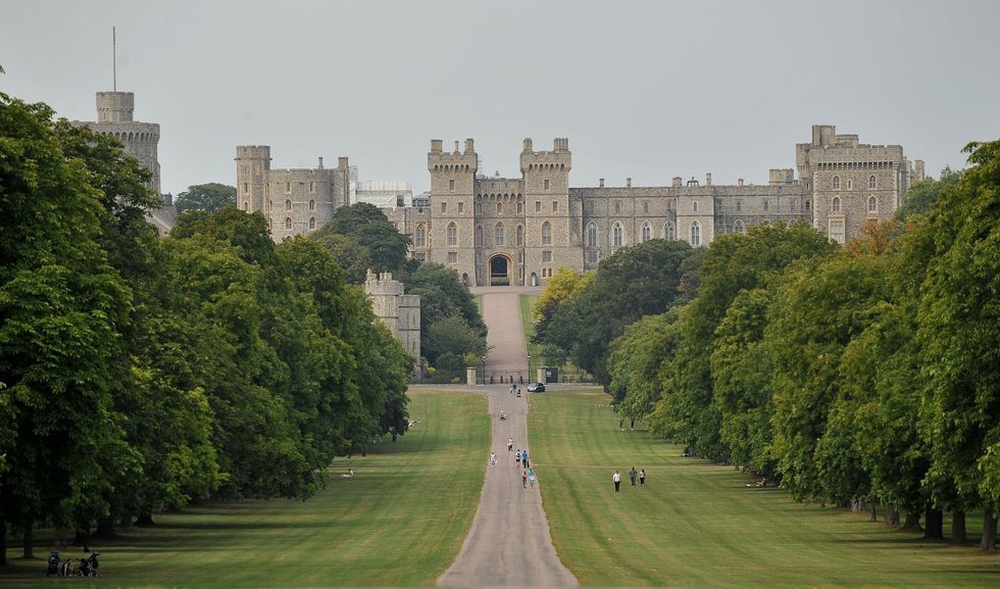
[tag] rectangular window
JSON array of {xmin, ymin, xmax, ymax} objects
[
  {"xmin": 544, "ymin": 179, "xmax": 550, "ymax": 191},
  {"xmin": 309, "ymin": 181, "xmax": 315, "ymax": 193},
  {"xmin": 243, "ymin": 183, "xmax": 249, "ymax": 194},
  {"xmin": 458, "ymin": 202, "xmax": 464, "ymax": 213},
  {"xmin": 829, "ymin": 219, "xmax": 845, "ymax": 244},
  {"xmin": 449, "ymin": 179, "xmax": 455, "ymax": 192},
  {"xmin": 448, "ymin": 251, "xmax": 457, "ymax": 263},
  {"xmin": 586, "ymin": 250, "xmax": 599, "ymax": 264},
  {"xmin": 643, "ymin": 201, "xmax": 649, "ymax": 214},
  {"xmin": 285, "ymin": 182, "xmax": 291, "ymax": 193},
  {"xmin": 552, "ymin": 201, "xmax": 558, "ymax": 212},
  {"xmin": 441, "ymin": 202, "xmax": 447, "ymax": 214},
  {"xmin": 542, "ymin": 250, "xmax": 552, "ymax": 262},
  {"xmin": 535, "ymin": 201, "xmax": 541, "ymax": 213}
]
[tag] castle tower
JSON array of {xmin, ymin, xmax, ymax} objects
[
  {"xmin": 235, "ymin": 145, "xmax": 271, "ymax": 214},
  {"xmin": 365, "ymin": 270, "xmax": 421, "ymax": 380},
  {"xmin": 427, "ymin": 139, "xmax": 478, "ymax": 281},
  {"xmin": 80, "ymin": 91, "xmax": 162, "ymax": 197},
  {"xmin": 520, "ymin": 138, "xmax": 578, "ymax": 285}
]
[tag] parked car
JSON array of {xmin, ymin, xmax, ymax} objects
[{"xmin": 526, "ymin": 382, "xmax": 545, "ymax": 392}]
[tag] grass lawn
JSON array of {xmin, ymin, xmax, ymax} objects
[
  {"xmin": 530, "ymin": 387, "xmax": 999, "ymax": 588},
  {"xmin": 1, "ymin": 387, "xmax": 488, "ymax": 588}
]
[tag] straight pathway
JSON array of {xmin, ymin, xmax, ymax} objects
[{"xmin": 437, "ymin": 287, "xmax": 577, "ymax": 589}]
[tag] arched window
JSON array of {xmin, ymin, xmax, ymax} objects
[
  {"xmin": 243, "ymin": 202, "xmax": 249, "ymax": 212},
  {"xmin": 309, "ymin": 217, "xmax": 316, "ymax": 230},
  {"xmin": 734, "ymin": 220, "xmax": 746, "ymax": 234},
  {"xmin": 869, "ymin": 175, "xmax": 877, "ymax": 189},
  {"xmin": 690, "ymin": 221, "xmax": 701, "ymax": 246},
  {"xmin": 541, "ymin": 221, "xmax": 552, "ymax": 245},
  {"xmin": 868, "ymin": 196, "xmax": 878, "ymax": 213},
  {"xmin": 847, "ymin": 179, "xmax": 853, "ymax": 190},
  {"xmin": 285, "ymin": 199, "xmax": 292, "ymax": 211},
  {"xmin": 497, "ymin": 202, "xmax": 503, "ymax": 214},
  {"xmin": 416, "ymin": 224, "xmax": 426, "ymax": 247},
  {"xmin": 833, "ymin": 175, "xmax": 841, "ymax": 190},
  {"xmin": 612, "ymin": 222, "xmax": 624, "ymax": 247},
  {"xmin": 832, "ymin": 196, "xmax": 841, "ymax": 212},
  {"xmin": 763, "ymin": 200, "xmax": 769, "ymax": 212},
  {"xmin": 586, "ymin": 222, "xmax": 598, "ymax": 247},
  {"xmin": 640, "ymin": 222, "xmax": 652, "ymax": 242},
  {"xmin": 692, "ymin": 200, "xmax": 699, "ymax": 213},
  {"xmin": 665, "ymin": 222, "xmax": 675, "ymax": 241},
  {"xmin": 495, "ymin": 223, "xmax": 504, "ymax": 246},
  {"xmin": 476, "ymin": 202, "xmax": 482, "ymax": 215},
  {"xmin": 285, "ymin": 217, "xmax": 292, "ymax": 230},
  {"xmin": 516, "ymin": 225, "xmax": 524, "ymax": 246},
  {"xmin": 447, "ymin": 222, "xmax": 457, "ymax": 246},
  {"xmin": 475, "ymin": 225, "xmax": 483, "ymax": 247},
  {"xmin": 517, "ymin": 201, "xmax": 523, "ymax": 214},
  {"xmin": 309, "ymin": 199, "xmax": 315, "ymax": 211}
]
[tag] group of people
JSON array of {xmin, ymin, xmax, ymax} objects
[{"xmin": 612, "ymin": 467, "xmax": 645, "ymax": 492}]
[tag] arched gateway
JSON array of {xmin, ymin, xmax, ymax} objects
[{"xmin": 489, "ymin": 255, "xmax": 512, "ymax": 286}]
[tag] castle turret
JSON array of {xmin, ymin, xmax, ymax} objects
[{"xmin": 235, "ymin": 145, "xmax": 271, "ymax": 214}]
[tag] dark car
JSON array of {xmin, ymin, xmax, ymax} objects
[{"xmin": 526, "ymin": 382, "xmax": 545, "ymax": 392}]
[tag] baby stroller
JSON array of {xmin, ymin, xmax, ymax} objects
[
  {"xmin": 76, "ymin": 552, "xmax": 100, "ymax": 577},
  {"xmin": 46, "ymin": 551, "xmax": 61, "ymax": 576}
]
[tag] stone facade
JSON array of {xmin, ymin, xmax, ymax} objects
[
  {"xmin": 384, "ymin": 125, "xmax": 922, "ymax": 287},
  {"xmin": 73, "ymin": 90, "xmax": 176, "ymax": 234},
  {"xmin": 234, "ymin": 148, "xmax": 351, "ymax": 242},
  {"xmin": 364, "ymin": 270, "xmax": 421, "ymax": 380}
]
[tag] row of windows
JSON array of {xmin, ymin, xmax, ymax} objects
[
  {"xmin": 439, "ymin": 200, "xmax": 563, "ymax": 214},
  {"xmin": 242, "ymin": 181, "xmax": 325, "ymax": 195},
  {"xmin": 266, "ymin": 217, "xmax": 318, "ymax": 231},
  {"xmin": 832, "ymin": 175, "xmax": 878, "ymax": 190},
  {"xmin": 830, "ymin": 195, "xmax": 880, "ymax": 213}
]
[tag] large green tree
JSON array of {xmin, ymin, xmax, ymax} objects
[
  {"xmin": 0, "ymin": 93, "xmax": 135, "ymax": 560},
  {"xmin": 918, "ymin": 140, "xmax": 1000, "ymax": 550},
  {"xmin": 174, "ymin": 182, "xmax": 237, "ymax": 214}
]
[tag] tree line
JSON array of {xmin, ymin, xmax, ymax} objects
[
  {"xmin": 535, "ymin": 147, "xmax": 1000, "ymax": 551},
  {"xmin": 0, "ymin": 92, "xmax": 416, "ymax": 561}
]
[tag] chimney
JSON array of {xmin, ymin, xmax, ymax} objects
[
  {"xmin": 706, "ymin": 173, "xmax": 712, "ymax": 186},
  {"xmin": 599, "ymin": 178, "xmax": 605, "ymax": 188},
  {"xmin": 626, "ymin": 177, "xmax": 632, "ymax": 188},
  {"xmin": 738, "ymin": 178, "xmax": 744, "ymax": 187},
  {"xmin": 465, "ymin": 138, "xmax": 475, "ymax": 154},
  {"xmin": 318, "ymin": 156, "xmax": 324, "ymax": 169}
]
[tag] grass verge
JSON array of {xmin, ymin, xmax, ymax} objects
[
  {"xmin": 530, "ymin": 387, "xmax": 997, "ymax": 588},
  {"xmin": 1, "ymin": 387, "xmax": 487, "ymax": 588}
]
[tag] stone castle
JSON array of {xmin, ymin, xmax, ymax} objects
[
  {"xmin": 239, "ymin": 125, "xmax": 922, "ymax": 287},
  {"xmin": 364, "ymin": 270, "xmax": 421, "ymax": 379},
  {"xmin": 73, "ymin": 91, "xmax": 176, "ymax": 234}
]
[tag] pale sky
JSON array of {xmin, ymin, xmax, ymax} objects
[{"xmin": 2, "ymin": 0, "xmax": 998, "ymax": 198}]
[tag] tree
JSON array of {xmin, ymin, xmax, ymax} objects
[
  {"xmin": 317, "ymin": 202, "xmax": 411, "ymax": 275},
  {"xmin": 544, "ymin": 239, "xmax": 697, "ymax": 383},
  {"xmin": 531, "ymin": 267, "xmax": 593, "ymax": 344},
  {"xmin": 918, "ymin": 139, "xmax": 1000, "ymax": 550},
  {"xmin": 174, "ymin": 182, "xmax": 236, "ymax": 214},
  {"xmin": 895, "ymin": 168, "xmax": 962, "ymax": 221},
  {"xmin": 0, "ymin": 93, "xmax": 134, "ymax": 560}
]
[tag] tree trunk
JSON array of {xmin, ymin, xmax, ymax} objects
[
  {"xmin": 119, "ymin": 509, "xmax": 134, "ymax": 532},
  {"xmin": 902, "ymin": 512, "xmax": 922, "ymax": 531},
  {"xmin": 0, "ymin": 515, "xmax": 7, "ymax": 566},
  {"xmin": 22, "ymin": 522, "xmax": 33, "ymax": 559},
  {"xmin": 952, "ymin": 510, "xmax": 967, "ymax": 544},
  {"xmin": 95, "ymin": 518, "xmax": 115, "ymax": 539},
  {"xmin": 924, "ymin": 507, "xmax": 943, "ymax": 539},
  {"xmin": 885, "ymin": 503, "xmax": 900, "ymax": 526},
  {"xmin": 981, "ymin": 511, "xmax": 997, "ymax": 552},
  {"xmin": 870, "ymin": 502, "xmax": 878, "ymax": 522},
  {"xmin": 135, "ymin": 506, "xmax": 155, "ymax": 526}
]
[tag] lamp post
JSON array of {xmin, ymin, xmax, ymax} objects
[
  {"xmin": 481, "ymin": 355, "xmax": 487, "ymax": 385},
  {"xmin": 526, "ymin": 353, "xmax": 531, "ymax": 382}
]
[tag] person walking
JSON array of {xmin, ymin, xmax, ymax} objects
[
  {"xmin": 613, "ymin": 470, "xmax": 622, "ymax": 492},
  {"xmin": 522, "ymin": 449, "xmax": 529, "ymax": 469},
  {"xmin": 629, "ymin": 467, "xmax": 637, "ymax": 487},
  {"xmin": 516, "ymin": 449, "xmax": 522, "ymax": 468},
  {"xmin": 639, "ymin": 468, "xmax": 646, "ymax": 487},
  {"xmin": 527, "ymin": 468, "xmax": 536, "ymax": 489},
  {"xmin": 507, "ymin": 437, "xmax": 514, "ymax": 452},
  {"xmin": 522, "ymin": 469, "xmax": 528, "ymax": 489},
  {"xmin": 490, "ymin": 452, "xmax": 497, "ymax": 466}
]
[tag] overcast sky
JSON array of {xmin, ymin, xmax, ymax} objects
[{"xmin": 3, "ymin": 0, "xmax": 998, "ymax": 197}]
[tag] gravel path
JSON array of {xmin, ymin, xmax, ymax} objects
[{"xmin": 437, "ymin": 287, "xmax": 578, "ymax": 589}]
